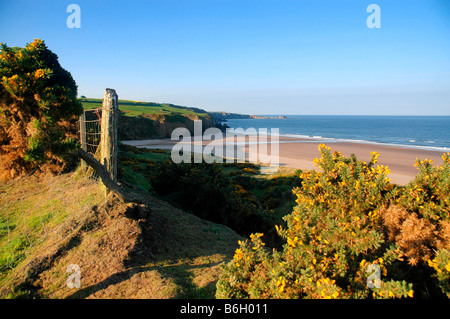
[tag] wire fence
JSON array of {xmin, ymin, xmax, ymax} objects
[
  {"xmin": 79, "ymin": 89, "xmax": 119, "ymax": 184},
  {"xmin": 79, "ymin": 108, "xmax": 102, "ymax": 156}
]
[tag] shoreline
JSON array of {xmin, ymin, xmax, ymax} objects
[
  {"xmin": 272, "ymin": 139, "xmax": 444, "ymax": 185},
  {"xmin": 122, "ymin": 136, "xmax": 446, "ymax": 185}
]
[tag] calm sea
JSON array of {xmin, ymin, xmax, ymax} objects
[{"xmin": 225, "ymin": 115, "xmax": 450, "ymax": 152}]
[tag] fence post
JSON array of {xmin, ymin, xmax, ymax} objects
[
  {"xmin": 79, "ymin": 110, "xmax": 87, "ymax": 170},
  {"xmin": 100, "ymin": 88, "xmax": 118, "ymax": 194}
]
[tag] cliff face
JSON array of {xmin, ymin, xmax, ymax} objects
[{"xmin": 118, "ymin": 112, "xmax": 216, "ymax": 140}]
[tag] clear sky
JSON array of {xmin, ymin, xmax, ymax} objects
[{"xmin": 1, "ymin": 0, "xmax": 449, "ymax": 115}]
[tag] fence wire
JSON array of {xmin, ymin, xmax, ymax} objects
[{"xmin": 79, "ymin": 109, "xmax": 102, "ymax": 156}]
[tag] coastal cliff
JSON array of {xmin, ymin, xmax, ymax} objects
[
  {"xmin": 118, "ymin": 112, "xmax": 216, "ymax": 140},
  {"xmin": 81, "ymin": 99, "xmax": 217, "ymax": 141},
  {"xmin": 82, "ymin": 99, "xmax": 287, "ymax": 141}
]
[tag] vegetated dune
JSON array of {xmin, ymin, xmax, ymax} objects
[{"xmin": 0, "ymin": 171, "xmax": 242, "ymax": 299}]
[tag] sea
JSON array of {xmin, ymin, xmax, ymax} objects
[{"xmin": 224, "ymin": 115, "xmax": 450, "ymax": 152}]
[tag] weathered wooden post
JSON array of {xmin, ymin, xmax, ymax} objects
[
  {"xmin": 100, "ymin": 88, "xmax": 118, "ymax": 194},
  {"xmin": 79, "ymin": 110, "xmax": 88, "ymax": 170}
]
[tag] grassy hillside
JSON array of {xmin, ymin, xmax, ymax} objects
[
  {"xmin": 80, "ymin": 98, "xmax": 210, "ymax": 118},
  {"xmin": 0, "ymin": 169, "xmax": 242, "ymax": 298},
  {"xmin": 80, "ymin": 98, "xmax": 217, "ymax": 140}
]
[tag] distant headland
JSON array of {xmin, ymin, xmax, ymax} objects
[
  {"xmin": 250, "ymin": 115, "xmax": 287, "ymax": 119},
  {"xmin": 210, "ymin": 112, "xmax": 287, "ymax": 121}
]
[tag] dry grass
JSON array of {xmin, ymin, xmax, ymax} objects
[
  {"xmin": 0, "ymin": 170, "xmax": 242, "ymax": 299},
  {"xmin": 0, "ymin": 169, "xmax": 106, "ymax": 295}
]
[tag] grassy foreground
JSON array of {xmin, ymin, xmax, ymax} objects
[
  {"xmin": 4, "ymin": 143, "xmax": 448, "ymax": 299},
  {"xmin": 0, "ymin": 144, "xmax": 299, "ymax": 299},
  {"xmin": 0, "ymin": 168, "xmax": 242, "ymax": 298}
]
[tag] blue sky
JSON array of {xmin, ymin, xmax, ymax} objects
[{"xmin": 1, "ymin": 0, "xmax": 449, "ymax": 115}]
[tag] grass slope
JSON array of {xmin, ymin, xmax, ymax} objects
[
  {"xmin": 0, "ymin": 170, "xmax": 242, "ymax": 299},
  {"xmin": 80, "ymin": 98, "xmax": 210, "ymax": 118}
]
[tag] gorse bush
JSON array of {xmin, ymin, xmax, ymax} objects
[
  {"xmin": 0, "ymin": 39, "xmax": 82, "ymax": 181},
  {"xmin": 397, "ymin": 155, "xmax": 450, "ymax": 297},
  {"xmin": 217, "ymin": 145, "xmax": 450, "ymax": 299}
]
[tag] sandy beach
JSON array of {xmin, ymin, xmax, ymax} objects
[
  {"xmin": 272, "ymin": 138, "xmax": 445, "ymax": 185},
  {"xmin": 122, "ymin": 135, "xmax": 446, "ymax": 185}
]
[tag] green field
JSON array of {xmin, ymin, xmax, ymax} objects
[{"xmin": 80, "ymin": 98, "xmax": 210, "ymax": 118}]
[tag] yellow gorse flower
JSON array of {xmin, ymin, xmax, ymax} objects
[
  {"xmin": 233, "ymin": 248, "xmax": 243, "ymax": 262},
  {"xmin": 34, "ymin": 69, "xmax": 45, "ymax": 79},
  {"xmin": 277, "ymin": 276, "xmax": 286, "ymax": 293},
  {"xmin": 287, "ymin": 236, "xmax": 298, "ymax": 248},
  {"xmin": 370, "ymin": 151, "xmax": 380, "ymax": 163},
  {"xmin": 27, "ymin": 38, "xmax": 44, "ymax": 50},
  {"xmin": 250, "ymin": 232, "xmax": 264, "ymax": 241},
  {"xmin": 318, "ymin": 143, "xmax": 330, "ymax": 152}
]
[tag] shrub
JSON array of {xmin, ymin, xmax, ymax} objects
[
  {"xmin": 148, "ymin": 160, "xmax": 259, "ymax": 232},
  {"xmin": 396, "ymin": 154, "xmax": 450, "ymax": 297},
  {"xmin": 147, "ymin": 160, "xmax": 288, "ymax": 240},
  {"xmin": 0, "ymin": 39, "xmax": 82, "ymax": 181},
  {"xmin": 427, "ymin": 249, "xmax": 450, "ymax": 298},
  {"xmin": 217, "ymin": 145, "xmax": 450, "ymax": 299}
]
